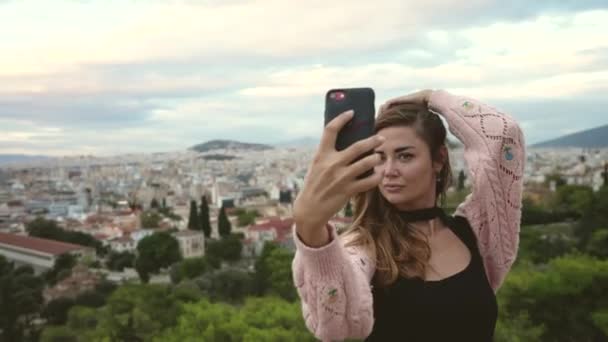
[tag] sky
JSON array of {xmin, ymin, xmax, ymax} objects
[{"xmin": 1, "ymin": 0, "xmax": 607, "ymax": 157}]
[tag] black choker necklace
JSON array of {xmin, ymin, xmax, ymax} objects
[{"xmin": 399, "ymin": 206, "xmax": 443, "ymax": 222}]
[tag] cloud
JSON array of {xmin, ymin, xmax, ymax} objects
[
  {"xmin": 4, "ymin": 0, "xmax": 606, "ymax": 74},
  {"xmin": 1, "ymin": 1, "xmax": 607, "ymax": 156}
]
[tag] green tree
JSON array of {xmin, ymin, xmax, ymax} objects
[
  {"xmin": 516, "ymin": 225, "xmax": 577, "ymax": 265},
  {"xmin": 0, "ymin": 257, "xmax": 45, "ymax": 342},
  {"xmin": 74, "ymin": 290, "xmax": 106, "ymax": 308},
  {"xmin": 551, "ymin": 184, "xmax": 594, "ymax": 217},
  {"xmin": 236, "ymin": 208, "xmax": 260, "ymax": 227},
  {"xmin": 170, "ymin": 257, "xmax": 210, "ymax": 284},
  {"xmin": 42, "ymin": 297, "xmax": 75, "ymax": 325},
  {"xmin": 106, "ymin": 251, "xmax": 136, "ymax": 271},
  {"xmin": 253, "ymin": 241, "xmax": 280, "ymax": 295},
  {"xmin": 545, "ymin": 173, "xmax": 567, "ymax": 188},
  {"xmin": 141, "ymin": 210, "xmax": 162, "ymax": 228},
  {"xmin": 158, "ymin": 206, "xmax": 182, "ymax": 222},
  {"xmin": 218, "ymin": 204, "xmax": 232, "ymax": 237},
  {"xmin": 45, "ymin": 253, "xmax": 76, "ymax": 286},
  {"xmin": 586, "ymin": 228, "xmax": 608, "ymax": 258},
  {"xmin": 253, "ymin": 242, "xmax": 297, "ymax": 301},
  {"xmin": 199, "ymin": 196, "xmax": 211, "ymax": 238},
  {"xmin": 172, "ymin": 281, "xmax": 203, "ymax": 303},
  {"xmin": 344, "ymin": 200, "xmax": 353, "ymax": 217},
  {"xmin": 27, "ymin": 217, "xmax": 107, "ymax": 255},
  {"xmin": 602, "ymin": 163, "xmax": 608, "ymax": 188},
  {"xmin": 206, "ymin": 234, "xmax": 243, "ymax": 265},
  {"xmin": 498, "ymin": 254, "xmax": 608, "ymax": 341},
  {"xmin": 40, "ymin": 325, "xmax": 79, "ymax": 342},
  {"xmin": 150, "ymin": 198, "xmax": 160, "ymax": 210},
  {"xmin": 187, "ymin": 200, "xmax": 199, "ymax": 231},
  {"xmin": 457, "ymin": 169, "xmax": 466, "ymax": 191},
  {"xmin": 66, "ymin": 306, "xmax": 99, "ymax": 334},
  {"xmin": 577, "ymin": 186, "xmax": 608, "ymax": 248},
  {"xmin": 135, "ymin": 232, "xmax": 182, "ymax": 283},
  {"xmin": 155, "ymin": 296, "xmax": 315, "ymax": 342},
  {"xmin": 195, "ymin": 268, "xmax": 254, "ymax": 303},
  {"xmin": 495, "ymin": 311, "xmax": 545, "ymax": 342},
  {"xmin": 76, "ymin": 284, "xmax": 181, "ymax": 341},
  {"xmin": 265, "ymin": 247, "xmax": 297, "ymax": 301},
  {"xmin": 95, "ymin": 279, "xmax": 118, "ymax": 298}
]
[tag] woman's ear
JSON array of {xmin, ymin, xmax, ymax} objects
[{"xmin": 433, "ymin": 145, "xmax": 448, "ymax": 173}]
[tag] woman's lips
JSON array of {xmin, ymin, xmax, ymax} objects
[{"xmin": 383, "ymin": 185, "xmax": 404, "ymax": 193}]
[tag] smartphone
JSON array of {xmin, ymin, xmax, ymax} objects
[{"xmin": 324, "ymin": 87, "xmax": 376, "ymax": 178}]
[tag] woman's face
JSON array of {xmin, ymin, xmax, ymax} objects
[{"xmin": 373, "ymin": 125, "xmax": 442, "ymax": 210}]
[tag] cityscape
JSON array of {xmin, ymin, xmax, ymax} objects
[
  {"xmin": 2, "ymin": 135, "xmax": 608, "ymax": 341},
  {"xmin": 1, "ymin": 140, "xmax": 606, "ymax": 273}
]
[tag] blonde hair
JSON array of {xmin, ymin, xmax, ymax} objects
[{"xmin": 343, "ymin": 104, "xmax": 452, "ymax": 288}]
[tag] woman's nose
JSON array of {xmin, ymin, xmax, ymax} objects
[{"xmin": 381, "ymin": 159, "xmax": 399, "ymax": 177}]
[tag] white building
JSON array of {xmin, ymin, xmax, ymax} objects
[
  {"xmin": 67, "ymin": 205, "xmax": 85, "ymax": 220},
  {"xmin": 108, "ymin": 235, "xmax": 136, "ymax": 253},
  {"xmin": 0, "ymin": 232, "xmax": 95, "ymax": 274},
  {"xmin": 173, "ymin": 230, "xmax": 205, "ymax": 259},
  {"xmin": 48, "ymin": 203, "xmax": 69, "ymax": 218}
]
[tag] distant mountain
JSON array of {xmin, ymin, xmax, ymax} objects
[
  {"xmin": 531, "ymin": 124, "xmax": 608, "ymax": 148},
  {"xmin": 274, "ymin": 137, "xmax": 463, "ymax": 149},
  {"xmin": 190, "ymin": 140, "xmax": 274, "ymax": 153},
  {"xmin": 0, "ymin": 154, "xmax": 51, "ymax": 165},
  {"xmin": 201, "ymin": 154, "xmax": 238, "ymax": 161},
  {"xmin": 274, "ymin": 137, "xmax": 319, "ymax": 148}
]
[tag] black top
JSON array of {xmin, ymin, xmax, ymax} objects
[{"xmin": 365, "ymin": 212, "xmax": 498, "ymax": 342}]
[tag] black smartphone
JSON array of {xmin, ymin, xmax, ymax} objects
[{"xmin": 324, "ymin": 87, "xmax": 376, "ymax": 178}]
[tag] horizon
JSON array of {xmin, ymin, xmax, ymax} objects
[{"xmin": 1, "ymin": 1, "xmax": 608, "ymax": 157}]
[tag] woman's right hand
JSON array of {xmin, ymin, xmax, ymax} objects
[{"xmin": 293, "ymin": 110, "xmax": 385, "ymax": 247}]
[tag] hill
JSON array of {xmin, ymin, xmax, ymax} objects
[
  {"xmin": 531, "ymin": 124, "xmax": 608, "ymax": 148},
  {"xmin": 189, "ymin": 140, "xmax": 274, "ymax": 153}
]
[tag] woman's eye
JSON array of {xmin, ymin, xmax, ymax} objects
[{"xmin": 398, "ymin": 153, "xmax": 413, "ymax": 161}]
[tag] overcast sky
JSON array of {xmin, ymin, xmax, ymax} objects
[{"xmin": 1, "ymin": 0, "xmax": 607, "ymax": 156}]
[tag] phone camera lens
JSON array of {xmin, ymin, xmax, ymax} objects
[{"xmin": 331, "ymin": 91, "xmax": 346, "ymax": 100}]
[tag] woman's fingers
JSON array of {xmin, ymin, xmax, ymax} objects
[
  {"xmin": 379, "ymin": 97, "xmax": 417, "ymax": 114},
  {"xmin": 343, "ymin": 152, "xmax": 382, "ymax": 180},
  {"xmin": 346, "ymin": 168, "xmax": 383, "ymax": 195},
  {"xmin": 319, "ymin": 110, "xmax": 354, "ymax": 153},
  {"xmin": 340, "ymin": 134, "xmax": 385, "ymax": 165}
]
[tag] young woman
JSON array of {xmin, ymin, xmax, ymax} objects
[{"xmin": 292, "ymin": 89, "xmax": 525, "ymax": 341}]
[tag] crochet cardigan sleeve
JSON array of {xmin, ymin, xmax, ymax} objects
[
  {"xmin": 428, "ymin": 89, "xmax": 526, "ymax": 292},
  {"xmin": 291, "ymin": 223, "xmax": 376, "ymax": 341}
]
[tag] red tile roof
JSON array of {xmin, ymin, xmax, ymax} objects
[
  {"xmin": 93, "ymin": 233, "xmax": 110, "ymax": 240},
  {"xmin": 0, "ymin": 232, "xmax": 91, "ymax": 256},
  {"xmin": 248, "ymin": 218, "xmax": 294, "ymax": 242}
]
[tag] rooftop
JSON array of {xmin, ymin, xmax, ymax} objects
[{"xmin": 0, "ymin": 232, "xmax": 91, "ymax": 256}]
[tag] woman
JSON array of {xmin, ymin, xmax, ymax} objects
[{"xmin": 292, "ymin": 89, "xmax": 525, "ymax": 341}]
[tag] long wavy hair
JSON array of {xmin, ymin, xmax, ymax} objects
[{"xmin": 343, "ymin": 104, "xmax": 453, "ymax": 288}]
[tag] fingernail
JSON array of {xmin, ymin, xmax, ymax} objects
[
  {"xmin": 377, "ymin": 135, "xmax": 386, "ymax": 142},
  {"xmin": 346, "ymin": 110, "xmax": 354, "ymax": 116}
]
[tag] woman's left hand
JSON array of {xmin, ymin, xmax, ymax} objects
[{"xmin": 378, "ymin": 89, "xmax": 434, "ymax": 114}]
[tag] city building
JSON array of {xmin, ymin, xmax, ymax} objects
[
  {"xmin": 0, "ymin": 232, "xmax": 96, "ymax": 274},
  {"xmin": 173, "ymin": 230, "xmax": 205, "ymax": 258}
]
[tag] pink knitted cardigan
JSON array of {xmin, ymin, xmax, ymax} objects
[{"xmin": 291, "ymin": 90, "xmax": 526, "ymax": 341}]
